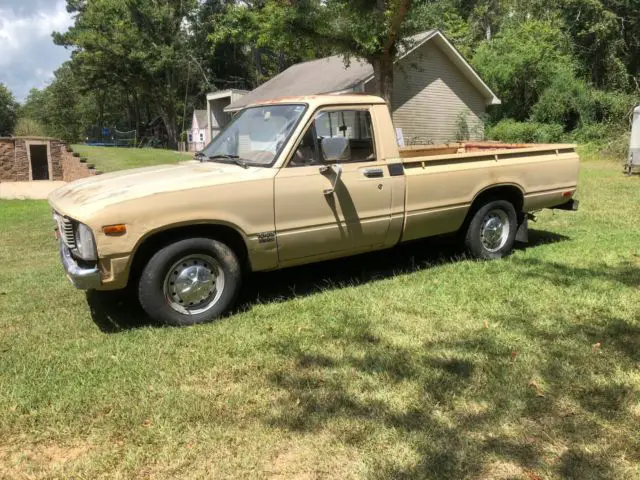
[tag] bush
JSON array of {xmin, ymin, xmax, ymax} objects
[
  {"xmin": 486, "ymin": 119, "xmax": 565, "ymax": 143},
  {"xmin": 572, "ymin": 125, "xmax": 630, "ymax": 160},
  {"xmin": 455, "ymin": 110, "xmax": 471, "ymax": 141},
  {"xmin": 472, "ymin": 20, "xmax": 575, "ymax": 122},
  {"xmin": 589, "ymin": 90, "xmax": 637, "ymax": 126},
  {"xmin": 532, "ymin": 71, "xmax": 636, "ymax": 131},
  {"xmin": 571, "ymin": 123, "xmax": 617, "ymax": 143},
  {"xmin": 530, "ymin": 66, "xmax": 591, "ymax": 130},
  {"xmin": 13, "ymin": 117, "xmax": 49, "ymax": 137}
]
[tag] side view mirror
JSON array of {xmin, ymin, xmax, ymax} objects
[{"xmin": 321, "ymin": 136, "xmax": 350, "ymax": 163}]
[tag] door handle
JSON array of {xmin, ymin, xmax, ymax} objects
[
  {"xmin": 363, "ymin": 168, "xmax": 384, "ymax": 178},
  {"xmin": 320, "ymin": 164, "xmax": 343, "ymax": 195}
]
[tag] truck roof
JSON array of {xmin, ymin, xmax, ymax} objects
[{"xmin": 243, "ymin": 94, "xmax": 387, "ymax": 110}]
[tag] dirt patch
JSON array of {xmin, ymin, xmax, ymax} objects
[
  {"xmin": 265, "ymin": 440, "xmax": 360, "ymax": 480},
  {"xmin": 0, "ymin": 441, "xmax": 91, "ymax": 479},
  {"xmin": 477, "ymin": 460, "xmax": 527, "ymax": 480},
  {"xmin": 0, "ymin": 181, "xmax": 67, "ymax": 200}
]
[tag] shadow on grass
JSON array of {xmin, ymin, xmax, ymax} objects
[
  {"xmin": 265, "ymin": 313, "xmax": 639, "ymax": 479},
  {"xmin": 87, "ymin": 230, "xmax": 569, "ymax": 333},
  {"xmin": 260, "ymin": 253, "xmax": 639, "ymax": 479},
  {"xmin": 235, "ymin": 229, "xmax": 569, "ymax": 313},
  {"xmin": 85, "ymin": 289, "xmax": 158, "ymax": 333}
]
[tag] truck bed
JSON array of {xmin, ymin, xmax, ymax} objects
[
  {"xmin": 396, "ymin": 142, "xmax": 580, "ymax": 242},
  {"xmin": 399, "ymin": 141, "xmax": 577, "ymax": 159}
]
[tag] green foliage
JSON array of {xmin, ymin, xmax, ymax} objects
[
  {"xmin": 486, "ymin": 119, "xmax": 564, "ymax": 143},
  {"xmin": 0, "ymin": 84, "xmax": 18, "ymax": 136},
  {"xmin": 208, "ymin": 1, "xmax": 327, "ymax": 86},
  {"xmin": 531, "ymin": 71, "xmax": 637, "ymax": 131},
  {"xmin": 55, "ymin": 0, "xmax": 200, "ymax": 147},
  {"xmin": 455, "ymin": 110, "xmax": 471, "ymax": 141},
  {"xmin": 18, "ymin": 0, "xmax": 639, "ymax": 150},
  {"xmin": 219, "ymin": 0, "xmax": 424, "ymax": 101},
  {"xmin": 557, "ymin": 0, "xmax": 636, "ymax": 89},
  {"xmin": 19, "ymin": 64, "xmax": 97, "ymax": 143},
  {"xmin": 472, "ymin": 20, "xmax": 575, "ymax": 122},
  {"xmin": 13, "ymin": 118, "xmax": 49, "ymax": 137},
  {"xmin": 411, "ymin": 1, "xmax": 473, "ymax": 56}
]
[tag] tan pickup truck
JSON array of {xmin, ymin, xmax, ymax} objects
[{"xmin": 49, "ymin": 95, "xmax": 580, "ymax": 325}]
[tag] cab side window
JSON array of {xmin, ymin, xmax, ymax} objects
[
  {"xmin": 288, "ymin": 109, "xmax": 375, "ymax": 167},
  {"xmin": 288, "ymin": 124, "xmax": 321, "ymax": 167}
]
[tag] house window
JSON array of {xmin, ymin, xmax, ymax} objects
[
  {"xmin": 200, "ymin": 133, "xmax": 204, "ymax": 142},
  {"xmin": 188, "ymin": 133, "xmax": 193, "ymax": 142}
]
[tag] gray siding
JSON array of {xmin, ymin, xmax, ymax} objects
[{"xmin": 366, "ymin": 42, "xmax": 487, "ymax": 144}]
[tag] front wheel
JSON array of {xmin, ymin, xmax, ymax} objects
[
  {"xmin": 464, "ymin": 200, "xmax": 517, "ymax": 260},
  {"xmin": 138, "ymin": 238, "xmax": 242, "ymax": 326}
]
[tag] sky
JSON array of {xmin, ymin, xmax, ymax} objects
[{"xmin": 0, "ymin": 0, "xmax": 73, "ymax": 102}]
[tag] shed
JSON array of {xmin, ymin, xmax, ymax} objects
[
  {"xmin": 205, "ymin": 89, "xmax": 250, "ymax": 144},
  {"xmin": 226, "ymin": 30, "xmax": 500, "ymax": 144},
  {"xmin": 188, "ymin": 110, "xmax": 209, "ymax": 152}
]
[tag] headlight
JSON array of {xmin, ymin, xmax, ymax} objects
[{"xmin": 74, "ymin": 223, "xmax": 97, "ymax": 261}]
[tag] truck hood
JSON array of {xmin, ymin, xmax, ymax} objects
[{"xmin": 48, "ymin": 160, "xmax": 270, "ymax": 218}]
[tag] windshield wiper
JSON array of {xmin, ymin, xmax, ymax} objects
[{"xmin": 208, "ymin": 154, "xmax": 249, "ymax": 169}]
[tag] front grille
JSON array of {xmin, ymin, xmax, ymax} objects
[{"xmin": 55, "ymin": 213, "xmax": 76, "ymax": 249}]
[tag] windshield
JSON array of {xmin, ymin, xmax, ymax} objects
[{"xmin": 200, "ymin": 104, "xmax": 307, "ymax": 167}]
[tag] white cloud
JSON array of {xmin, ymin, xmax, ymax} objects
[{"xmin": 0, "ymin": 0, "xmax": 73, "ymax": 101}]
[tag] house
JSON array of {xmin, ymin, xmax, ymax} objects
[
  {"xmin": 205, "ymin": 89, "xmax": 249, "ymax": 143},
  {"xmin": 187, "ymin": 89, "xmax": 251, "ymax": 151},
  {"xmin": 226, "ymin": 30, "xmax": 500, "ymax": 145},
  {"xmin": 188, "ymin": 110, "xmax": 209, "ymax": 152}
]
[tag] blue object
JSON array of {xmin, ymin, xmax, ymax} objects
[{"xmin": 102, "ymin": 127, "xmax": 110, "ymax": 137}]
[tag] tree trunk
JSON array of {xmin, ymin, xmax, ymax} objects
[
  {"xmin": 157, "ymin": 100, "xmax": 178, "ymax": 150},
  {"xmin": 371, "ymin": 54, "xmax": 394, "ymax": 107},
  {"xmin": 133, "ymin": 90, "xmax": 141, "ymax": 142}
]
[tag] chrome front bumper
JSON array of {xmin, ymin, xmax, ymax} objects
[{"xmin": 60, "ymin": 242, "xmax": 102, "ymax": 290}]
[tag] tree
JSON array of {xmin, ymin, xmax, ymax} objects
[
  {"xmin": 54, "ymin": 0, "xmax": 199, "ymax": 148},
  {"xmin": 214, "ymin": 0, "xmax": 426, "ymax": 104},
  {"xmin": 0, "ymin": 84, "xmax": 18, "ymax": 136},
  {"xmin": 208, "ymin": 1, "xmax": 329, "ymax": 88},
  {"xmin": 290, "ymin": 0, "xmax": 424, "ymax": 104},
  {"xmin": 555, "ymin": 0, "xmax": 638, "ymax": 91},
  {"xmin": 472, "ymin": 20, "xmax": 576, "ymax": 121}
]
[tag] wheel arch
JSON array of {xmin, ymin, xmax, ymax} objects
[
  {"xmin": 470, "ymin": 183, "xmax": 525, "ymax": 215},
  {"xmin": 459, "ymin": 183, "xmax": 525, "ymax": 233},
  {"xmin": 127, "ymin": 222, "xmax": 251, "ymax": 289}
]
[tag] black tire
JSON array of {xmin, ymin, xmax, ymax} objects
[
  {"xmin": 138, "ymin": 238, "xmax": 242, "ymax": 326},
  {"xmin": 464, "ymin": 199, "xmax": 518, "ymax": 260}
]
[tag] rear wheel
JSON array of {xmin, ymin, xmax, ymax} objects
[
  {"xmin": 464, "ymin": 200, "xmax": 517, "ymax": 260},
  {"xmin": 138, "ymin": 238, "xmax": 242, "ymax": 326}
]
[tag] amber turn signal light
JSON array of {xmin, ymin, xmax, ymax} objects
[{"xmin": 103, "ymin": 224, "xmax": 127, "ymax": 236}]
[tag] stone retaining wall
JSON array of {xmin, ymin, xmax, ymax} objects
[
  {"xmin": 62, "ymin": 149, "xmax": 98, "ymax": 182},
  {"xmin": 0, "ymin": 137, "xmax": 98, "ymax": 182},
  {"xmin": 0, "ymin": 139, "xmax": 16, "ymax": 181}
]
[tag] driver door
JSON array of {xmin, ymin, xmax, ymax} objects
[{"xmin": 274, "ymin": 107, "xmax": 393, "ymax": 264}]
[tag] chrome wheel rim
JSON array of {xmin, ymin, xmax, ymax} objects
[
  {"xmin": 163, "ymin": 254, "xmax": 225, "ymax": 315},
  {"xmin": 480, "ymin": 209, "xmax": 510, "ymax": 252}
]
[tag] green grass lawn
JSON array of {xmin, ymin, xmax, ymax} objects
[
  {"xmin": 71, "ymin": 145, "xmax": 192, "ymax": 173},
  {"xmin": 1, "ymin": 159, "xmax": 639, "ymax": 479}
]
